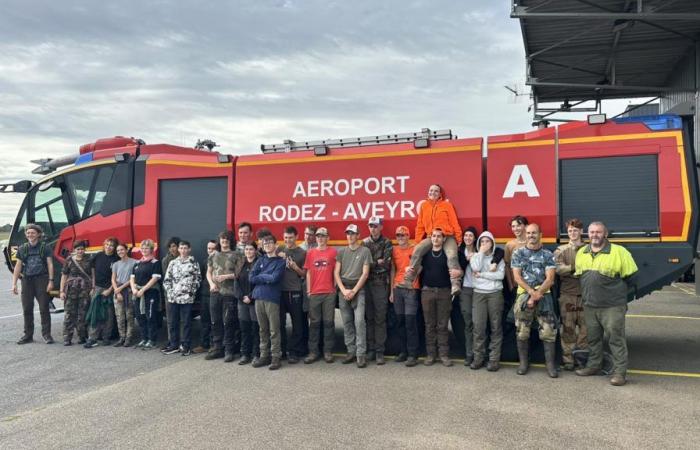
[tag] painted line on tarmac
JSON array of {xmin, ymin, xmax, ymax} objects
[
  {"xmin": 627, "ymin": 369, "xmax": 700, "ymax": 378},
  {"xmin": 333, "ymin": 356, "xmax": 700, "ymax": 379},
  {"xmin": 494, "ymin": 362, "xmax": 700, "ymax": 379},
  {"xmin": 627, "ymin": 314, "xmax": 700, "ymax": 320},
  {"xmin": 671, "ymin": 283, "xmax": 696, "ymax": 295},
  {"xmin": 0, "ymin": 313, "xmax": 25, "ymax": 320}
]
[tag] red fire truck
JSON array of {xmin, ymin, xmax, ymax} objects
[{"xmin": 2, "ymin": 114, "xmax": 698, "ymax": 302}]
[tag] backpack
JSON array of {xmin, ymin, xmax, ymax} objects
[{"xmin": 18, "ymin": 241, "xmax": 48, "ymax": 275}]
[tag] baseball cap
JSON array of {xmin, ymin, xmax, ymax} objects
[
  {"xmin": 315, "ymin": 227, "xmax": 329, "ymax": 236},
  {"xmin": 345, "ymin": 224, "xmax": 359, "ymax": 234},
  {"xmin": 395, "ymin": 225, "xmax": 409, "ymax": 236},
  {"xmin": 368, "ymin": 216, "xmax": 383, "ymax": 226}
]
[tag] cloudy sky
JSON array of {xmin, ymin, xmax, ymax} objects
[{"xmin": 0, "ymin": 1, "xmax": 633, "ymax": 226}]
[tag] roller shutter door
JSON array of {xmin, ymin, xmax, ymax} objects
[{"xmin": 559, "ymin": 155, "xmax": 659, "ymax": 236}]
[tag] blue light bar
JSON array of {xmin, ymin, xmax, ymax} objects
[
  {"xmin": 75, "ymin": 153, "xmax": 94, "ymax": 165},
  {"xmin": 612, "ymin": 114, "xmax": 682, "ymax": 131}
]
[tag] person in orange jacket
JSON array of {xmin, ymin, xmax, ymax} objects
[{"xmin": 403, "ymin": 184, "xmax": 463, "ymax": 296}]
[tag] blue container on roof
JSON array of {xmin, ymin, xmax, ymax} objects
[
  {"xmin": 612, "ymin": 114, "xmax": 682, "ymax": 131},
  {"xmin": 75, "ymin": 153, "xmax": 94, "ymax": 165}
]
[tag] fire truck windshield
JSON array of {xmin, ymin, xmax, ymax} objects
[{"xmin": 7, "ymin": 163, "xmax": 116, "ymax": 254}]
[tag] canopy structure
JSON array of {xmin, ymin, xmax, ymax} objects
[{"xmin": 512, "ymin": 0, "xmax": 700, "ymax": 120}]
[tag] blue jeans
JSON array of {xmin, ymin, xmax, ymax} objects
[{"xmin": 168, "ymin": 303, "xmax": 193, "ymax": 349}]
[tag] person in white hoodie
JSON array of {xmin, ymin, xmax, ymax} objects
[{"xmin": 469, "ymin": 231, "xmax": 505, "ymax": 371}]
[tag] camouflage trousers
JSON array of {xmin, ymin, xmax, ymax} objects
[
  {"xmin": 63, "ymin": 287, "xmax": 91, "ymax": 342},
  {"xmin": 114, "ymin": 290, "xmax": 137, "ymax": 343},
  {"xmin": 514, "ymin": 292, "xmax": 557, "ymax": 343},
  {"xmin": 559, "ymin": 292, "xmax": 587, "ymax": 364}
]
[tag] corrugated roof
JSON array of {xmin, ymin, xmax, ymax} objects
[{"xmin": 513, "ymin": 0, "xmax": 700, "ymax": 103}]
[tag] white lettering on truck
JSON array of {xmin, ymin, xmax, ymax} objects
[
  {"xmin": 292, "ymin": 176, "xmax": 410, "ymax": 198},
  {"xmin": 263, "ymin": 175, "xmax": 415, "ymax": 223},
  {"xmin": 503, "ymin": 165, "xmax": 540, "ymax": 198}
]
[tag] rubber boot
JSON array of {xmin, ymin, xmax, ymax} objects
[
  {"xmin": 543, "ymin": 342, "xmax": 558, "ymax": 378},
  {"xmin": 516, "ymin": 339, "xmax": 529, "ymax": 375}
]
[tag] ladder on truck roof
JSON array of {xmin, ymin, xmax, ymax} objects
[{"xmin": 260, "ymin": 128, "xmax": 454, "ymax": 153}]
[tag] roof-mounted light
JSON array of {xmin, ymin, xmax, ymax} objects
[{"xmin": 588, "ymin": 114, "xmax": 607, "ymax": 125}]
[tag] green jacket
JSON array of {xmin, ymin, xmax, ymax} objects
[{"xmin": 575, "ymin": 241, "xmax": 638, "ymax": 307}]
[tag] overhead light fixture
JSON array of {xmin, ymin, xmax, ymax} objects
[
  {"xmin": 313, "ymin": 145, "xmax": 328, "ymax": 156},
  {"xmin": 217, "ymin": 154, "xmax": 231, "ymax": 163},
  {"xmin": 413, "ymin": 138, "xmax": 430, "ymax": 149},
  {"xmin": 588, "ymin": 114, "xmax": 607, "ymax": 125}
]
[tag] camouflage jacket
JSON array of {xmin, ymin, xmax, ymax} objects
[
  {"xmin": 511, "ymin": 246, "xmax": 556, "ymax": 292},
  {"xmin": 163, "ymin": 256, "xmax": 202, "ymax": 304},
  {"xmin": 363, "ymin": 235, "xmax": 393, "ymax": 281}
]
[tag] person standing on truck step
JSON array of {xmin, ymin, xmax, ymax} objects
[
  {"xmin": 335, "ymin": 224, "xmax": 372, "ymax": 368},
  {"xmin": 250, "ymin": 234, "xmax": 287, "ymax": 370},
  {"xmin": 420, "ymin": 228, "xmax": 462, "ymax": 367},
  {"xmin": 277, "ymin": 226, "xmax": 307, "ymax": 364},
  {"xmin": 575, "ymin": 221, "xmax": 638, "ymax": 387},
  {"xmin": 469, "ymin": 231, "xmax": 506, "ymax": 371},
  {"xmin": 111, "ymin": 243, "xmax": 138, "ymax": 347},
  {"xmin": 60, "ymin": 240, "xmax": 93, "ymax": 346},
  {"xmin": 84, "ymin": 237, "xmax": 120, "ymax": 348},
  {"xmin": 511, "ymin": 224, "xmax": 558, "ymax": 378},
  {"xmin": 554, "ymin": 218, "xmax": 588, "ymax": 371},
  {"xmin": 161, "ymin": 237, "xmax": 181, "ymax": 350},
  {"xmin": 130, "ymin": 239, "xmax": 162, "ymax": 349},
  {"xmin": 236, "ymin": 242, "xmax": 260, "ymax": 365},
  {"xmin": 11, "ymin": 223, "xmax": 55, "ymax": 345},
  {"xmin": 193, "ymin": 240, "xmax": 218, "ymax": 354},
  {"xmin": 363, "ymin": 216, "xmax": 393, "ymax": 364},
  {"xmin": 390, "ymin": 225, "xmax": 421, "ymax": 367},
  {"xmin": 403, "ymin": 184, "xmax": 463, "ymax": 296},
  {"xmin": 303, "ymin": 227, "xmax": 337, "ymax": 364},
  {"xmin": 162, "ymin": 240, "xmax": 202, "ymax": 356},
  {"xmin": 206, "ymin": 230, "xmax": 243, "ymax": 362},
  {"xmin": 504, "ymin": 216, "xmax": 529, "ymax": 306}
]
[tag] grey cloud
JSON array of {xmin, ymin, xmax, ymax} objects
[{"xmin": 0, "ymin": 0, "xmax": 538, "ymax": 224}]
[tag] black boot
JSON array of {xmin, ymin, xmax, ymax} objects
[
  {"xmin": 516, "ymin": 339, "xmax": 529, "ymax": 375},
  {"xmin": 543, "ymin": 342, "xmax": 558, "ymax": 378}
]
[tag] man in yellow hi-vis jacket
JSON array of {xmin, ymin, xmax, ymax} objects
[{"xmin": 574, "ymin": 221, "xmax": 638, "ymax": 386}]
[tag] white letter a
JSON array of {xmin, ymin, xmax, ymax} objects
[{"xmin": 503, "ymin": 165, "xmax": 540, "ymax": 198}]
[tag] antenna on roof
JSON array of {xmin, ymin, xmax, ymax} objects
[{"xmin": 505, "ymin": 82, "xmax": 527, "ymax": 104}]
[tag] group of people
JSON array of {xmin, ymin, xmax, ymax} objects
[{"xmin": 11, "ymin": 184, "xmax": 638, "ymax": 386}]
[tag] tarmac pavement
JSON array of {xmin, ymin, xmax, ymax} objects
[{"xmin": 1, "ymin": 275, "xmax": 699, "ymax": 449}]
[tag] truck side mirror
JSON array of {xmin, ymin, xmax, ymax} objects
[{"xmin": 12, "ymin": 180, "xmax": 33, "ymax": 193}]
